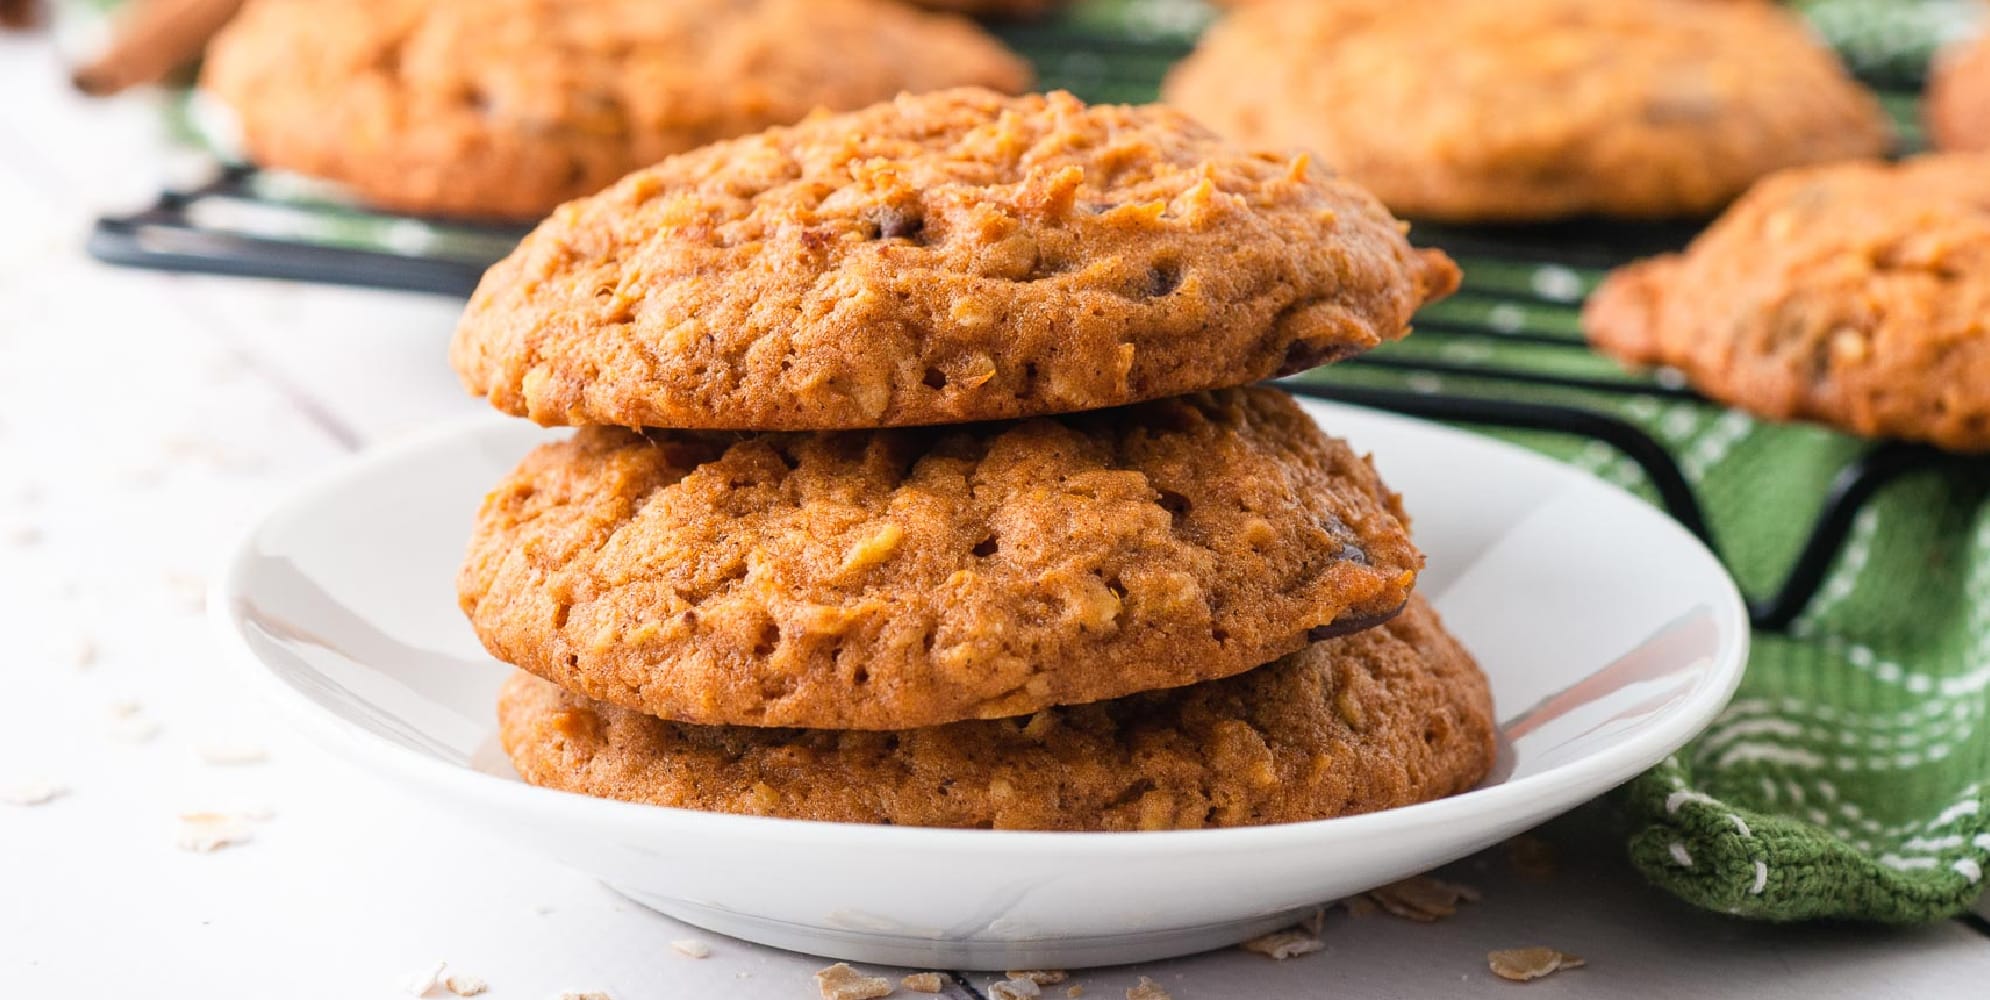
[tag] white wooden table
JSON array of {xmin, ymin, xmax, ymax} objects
[{"xmin": 3, "ymin": 34, "xmax": 1988, "ymax": 999}]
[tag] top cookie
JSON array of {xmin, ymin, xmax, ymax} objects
[
  {"xmin": 1928, "ymin": 31, "xmax": 1990, "ymax": 153},
  {"xmin": 201, "ymin": 0, "xmax": 1032, "ymax": 221},
  {"xmin": 449, "ymin": 89, "xmax": 1459, "ymax": 430},
  {"xmin": 1165, "ymin": 0, "xmax": 1891, "ymax": 222},
  {"xmin": 1585, "ymin": 155, "xmax": 1990, "ymax": 452}
]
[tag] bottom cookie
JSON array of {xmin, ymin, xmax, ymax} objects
[{"xmin": 497, "ymin": 595, "xmax": 1496, "ymax": 831}]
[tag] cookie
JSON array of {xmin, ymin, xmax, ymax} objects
[
  {"xmin": 449, "ymin": 88, "xmax": 1459, "ymax": 430},
  {"xmin": 497, "ymin": 594, "xmax": 1496, "ymax": 830},
  {"xmin": 1164, "ymin": 0, "xmax": 1891, "ymax": 222},
  {"xmin": 200, "ymin": 0, "xmax": 1032, "ymax": 221},
  {"xmin": 1586, "ymin": 155, "xmax": 1990, "ymax": 452},
  {"xmin": 905, "ymin": 0, "xmax": 1062, "ymax": 16},
  {"xmin": 460, "ymin": 387, "xmax": 1423, "ymax": 730},
  {"xmin": 1928, "ymin": 31, "xmax": 1990, "ymax": 153}
]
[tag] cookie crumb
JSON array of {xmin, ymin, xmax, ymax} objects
[
  {"xmin": 65, "ymin": 634, "xmax": 97, "ymax": 669},
  {"xmin": 1066, "ymin": 988, "xmax": 1083, "ymax": 998},
  {"xmin": 403, "ymin": 961, "xmax": 446, "ymax": 996},
  {"xmin": 2, "ymin": 780, "xmax": 65, "ymax": 806},
  {"xmin": 197, "ymin": 741, "xmax": 268, "ymax": 766},
  {"xmin": 555, "ymin": 992, "xmax": 613, "ymax": 1000},
  {"xmin": 669, "ymin": 939, "xmax": 711, "ymax": 959},
  {"xmin": 1007, "ymin": 971, "xmax": 1068, "ymax": 986},
  {"xmin": 443, "ymin": 973, "xmax": 488, "ymax": 996},
  {"xmin": 1239, "ymin": 929, "xmax": 1324, "ymax": 960},
  {"xmin": 174, "ymin": 811, "xmax": 255, "ymax": 852},
  {"xmin": 815, "ymin": 962, "xmax": 892, "ymax": 1000},
  {"xmin": 1125, "ymin": 978, "xmax": 1171, "ymax": 1000},
  {"xmin": 1364, "ymin": 875, "xmax": 1481, "ymax": 922},
  {"xmin": 1488, "ymin": 948, "xmax": 1585, "ymax": 982},
  {"xmin": 900, "ymin": 973, "xmax": 945, "ymax": 993},
  {"xmin": 1504, "ymin": 834, "xmax": 1557, "ymax": 879},
  {"xmin": 106, "ymin": 702, "xmax": 158, "ymax": 743},
  {"xmin": 990, "ymin": 978, "xmax": 1041, "ymax": 1000},
  {"xmin": 165, "ymin": 572, "xmax": 207, "ymax": 613}
]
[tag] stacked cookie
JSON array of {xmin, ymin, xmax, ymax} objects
[{"xmin": 451, "ymin": 89, "xmax": 1497, "ymax": 830}]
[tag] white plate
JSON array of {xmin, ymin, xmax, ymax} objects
[{"xmin": 211, "ymin": 400, "xmax": 1747, "ymax": 970}]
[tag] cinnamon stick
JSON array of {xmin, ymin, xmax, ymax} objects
[{"xmin": 71, "ymin": 0, "xmax": 245, "ymax": 96}]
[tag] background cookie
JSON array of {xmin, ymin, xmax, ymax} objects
[
  {"xmin": 201, "ymin": 0, "xmax": 1031, "ymax": 221},
  {"xmin": 1164, "ymin": 0, "xmax": 1890, "ymax": 222},
  {"xmin": 497, "ymin": 595, "xmax": 1496, "ymax": 830},
  {"xmin": 1586, "ymin": 155, "xmax": 1990, "ymax": 452},
  {"xmin": 1928, "ymin": 30, "xmax": 1990, "ymax": 153},
  {"xmin": 460, "ymin": 388, "xmax": 1423, "ymax": 730},
  {"xmin": 450, "ymin": 88, "xmax": 1458, "ymax": 429},
  {"xmin": 903, "ymin": 0, "xmax": 1063, "ymax": 16}
]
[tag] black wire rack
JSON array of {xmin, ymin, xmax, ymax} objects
[{"xmin": 86, "ymin": 21, "xmax": 1980, "ymax": 633}]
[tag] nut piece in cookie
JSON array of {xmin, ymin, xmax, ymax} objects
[
  {"xmin": 450, "ymin": 88, "xmax": 1457, "ymax": 429},
  {"xmin": 496, "ymin": 595, "xmax": 1497, "ymax": 830},
  {"xmin": 1586, "ymin": 154, "xmax": 1990, "ymax": 451},
  {"xmin": 459, "ymin": 387, "xmax": 1424, "ymax": 729},
  {"xmin": 201, "ymin": 0, "xmax": 1032, "ymax": 220},
  {"xmin": 1165, "ymin": 0, "xmax": 1890, "ymax": 222}
]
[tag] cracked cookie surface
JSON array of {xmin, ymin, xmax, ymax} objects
[
  {"xmin": 449, "ymin": 89, "xmax": 1457, "ymax": 429},
  {"xmin": 1165, "ymin": 0, "xmax": 1889, "ymax": 222},
  {"xmin": 201, "ymin": 0, "xmax": 1030, "ymax": 220},
  {"xmin": 497, "ymin": 594, "xmax": 1495, "ymax": 829},
  {"xmin": 1586, "ymin": 155, "xmax": 1990, "ymax": 451},
  {"xmin": 459, "ymin": 388, "xmax": 1422, "ymax": 729}
]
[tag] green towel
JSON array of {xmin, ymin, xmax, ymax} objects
[{"xmin": 1034, "ymin": 0, "xmax": 1990, "ymax": 923}]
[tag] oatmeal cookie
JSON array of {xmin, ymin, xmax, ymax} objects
[
  {"xmin": 1586, "ymin": 155, "xmax": 1990, "ymax": 451},
  {"xmin": 460, "ymin": 388, "xmax": 1422, "ymax": 729},
  {"xmin": 449, "ymin": 88, "xmax": 1458, "ymax": 429},
  {"xmin": 497, "ymin": 595, "xmax": 1495, "ymax": 829},
  {"xmin": 201, "ymin": 0, "xmax": 1031, "ymax": 220},
  {"xmin": 1929, "ymin": 30, "xmax": 1990, "ymax": 153},
  {"xmin": 1165, "ymin": 0, "xmax": 1890, "ymax": 222}
]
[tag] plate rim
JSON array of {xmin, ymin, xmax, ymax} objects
[{"xmin": 210, "ymin": 401, "xmax": 1749, "ymax": 856}]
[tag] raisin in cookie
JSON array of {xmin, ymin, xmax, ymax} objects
[
  {"xmin": 201, "ymin": 0, "xmax": 1031, "ymax": 220},
  {"xmin": 460, "ymin": 388, "xmax": 1422, "ymax": 730},
  {"xmin": 449, "ymin": 88, "xmax": 1459, "ymax": 429},
  {"xmin": 498, "ymin": 595, "xmax": 1495, "ymax": 830},
  {"xmin": 1586, "ymin": 155, "xmax": 1990, "ymax": 451},
  {"xmin": 1165, "ymin": 0, "xmax": 1890, "ymax": 222}
]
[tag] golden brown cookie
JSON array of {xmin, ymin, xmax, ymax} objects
[
  {"xmin": 449, "ymin": 89, "xmax": 1459, "ymax": 430},
  {"xmin": 497, "ymin": 594, "xmax": 1496, "ymax": 830},
  {"xmin": 1586, "ymin": 155, "xmax": 1990, "ymax": 452},
  {"xmin": 200, "ymin": 0, "xmax": 1031, "ymax": 221},
  {"xmin": 460, "ymin": 387, "xmax": 1423, "ymax": 730},
  {"xmin": 904, "ymin": 0, "xmax": 1062, "ymax": 17},
  {"xmin": 1164, "ymin": 0, "xmax": 1890, "ymax": 222},
  {"xmin": 1929, "ymin": 31, "xmax": 1990, "ymax": 153}
]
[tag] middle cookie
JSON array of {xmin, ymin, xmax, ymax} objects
[{"xmin": 459, "ymin": 387, "xmax": 1421, "ymax": 730}]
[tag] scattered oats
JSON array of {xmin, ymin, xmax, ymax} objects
[
  {"xmin": 1488, "ymin": 947, "xmax": 1585, "ymax": 982},
  {"xmin": 7, "ymin": 522, "xmax": 42, "ymax": 546},
  {"xmin": 1364, "ymin": 875, "xmax": 1481, "ymax": 922},
  {"xmin": 1340, "ymin": 895, "xmax": 1379, "ymax": 918},
  {"xmin": 444, "ymin": 973, "xmax": 488, "ymax": 996},
  {"xmin": 403, "ymin": 961, "xmax": 447, "ymax": 996},
  {"xmin": 2, "ymin": 780, "xmax": 65, "ymax": 806},
  {"xmin": 165, "ymin": 572, "xmax": 207, "ymax": 613},
  {"xmin": 669, "ymin": 939, "xmax": 711, "ymax": 959},
  {"xmin": 554, "ymin": 992, "xmax": 613, "ymax": 1000},
  {"xmin": 814, "ymin": 962, "xmax": 892, "ymax": 1000},
  {"xmin": 1007, "ymin": 971, "xmax": 1068, "ymax": 986},
  {"xmin": 1066, "ymin": 988, "xmax": 1083, "ymax": 999},
  {"xmin": 1124, "ymin": 977, "xmax": 1171, "ymax": 1000},
  {"xmin": 107, "ymin": 710, "xmax": 161, "ymax": 744},
  {"xmin": 196, "ymin": 741, "xmax": 268, "ymax": 766},
  {"xmin": 1299, "ymin": 905, "xmax": 1329, "ymax": 936},
  {"xmin": 900, "ymin": 973, "xmax": 945, "ymax": 993},
  {"xmin": 990, "ymin": 978, "xmax": 1041, "ymax": 1000},
  {"xmin": 1239, "ymin": 929, "xmax": 1324, "ymax": 960},
  {"xmin": 174, "ymin": 811, "xmax": 255, "ymax": 852},
  {"xmin": 64, "ymin": 634, "xmax": 97, "ymax": 669},
  {"xmin": 1504, "ymin": 834, "xmax": 1557, "ymax": 879}
]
